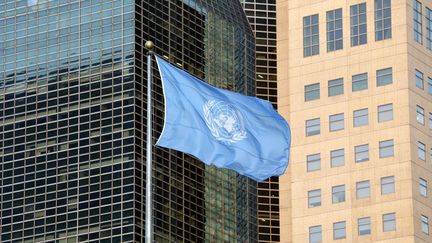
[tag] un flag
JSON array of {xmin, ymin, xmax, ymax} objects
[{"xmin": 155, "ymin": 56, "xmax": 291, "ymax": 181}]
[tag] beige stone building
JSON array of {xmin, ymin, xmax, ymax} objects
[{"xmin": 277, "ymin": 0, "xmax": 432, "ymax": 242}]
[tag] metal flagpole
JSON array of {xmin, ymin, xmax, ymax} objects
[{"xmin": 144, "ymin": 40, "xmax": 154, "ymax": 243}]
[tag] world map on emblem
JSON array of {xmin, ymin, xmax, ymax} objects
[{"xmin": 203, "ymin": 100, "xmax": 247, "ymax": 144}]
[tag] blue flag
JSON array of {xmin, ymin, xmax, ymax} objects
[{"xmin": 155, "ymin": 56, "xmax": 291, "ymax": 181}]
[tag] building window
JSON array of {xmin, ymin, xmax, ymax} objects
[
  {"xmin": 429, "ymin": 112, "xmax": 432, "ymax": 129},
  {"xmin": 328, "ymin": 78, "xmax": 344, "ymax": 96},
  {"xmin": 420, "ymin": 178, "xmax": 427, "ymax": 197},
  {"xmin": 354, "ymin": 108, "xmax": 368, "ymax": 127},
  {"xmin": 414, "ymin": 0, "xmax": 423, "ymax": 44},
  {"xmin": 306, "ymin": 118, "xmax": 320, "ymax": 136},
  {"xmin": 327, "ymin": 8, "xmax": 343, "ymax": 52},
  {"xmin": 331, "ymin": 148, "xmax": 345, "ymax": 167},
  {"xmin": 376, "ymin": 67, "xmax": 393, "ymax": 86},
  {"xmin": 381, "ymin": 176, "xmax": 395, "ymax": 194},
  {"xmin": 417, "ymin": 105, "xmax": 425, "ymax": 125},
  {"xmin": 350, "ymin": 3, "xmax": 367, "ymax": 46},
  {"xmin": 352, "ymin": 72, "xmax": 368, "ymax": 91},
  {"xmin": 308, "ymin": 189, "xmax": 321, "ymax": 208},
  {"xmin": 304, "ymin": 14, "xmax": 320, "ymax": 57},
  {"xmin": 358, "ymin": 217, "xmax": 371, "ymax": 235},
  {"xmin": 428, "ymin": 77, "xmax": 432, "ymax": 95},
  {"xmin": 422, "ymin": 215, "xmax": 429, "ymax": 235},
  {"xmin": 383, "ymin": 213, "xmax": 396, "ymax": 232},
  {"xmin": 379, "ymin": 139, "xmax": 394, "ymax": 158},
  {"xmin": 309, "ymin": 225, "xmax": 322, "ymax": 243},
  {"xmin": 416, "ymin": 69, "xmax": 424, "ymax": 89},
  {"xmin": 305, "ymin": 83, "xmax": 320, "ymax": 101},
  {"xmin": 332, "ymin": 185, "xmax": 346, "ymax": 203},
  {"xmin": 427, "ymin": 8, "xmax": 432, "ymax": 50},
  {"xmin": 355, "ymin": 144, "xmax": 369, "ymax": 162},
  {"xmin": 418, "ymin": 141, "xmax": 426, "ymax": 161},
  {"xmin": 378, "ymin": 103, "xmax": 393, "ymax": 122},
  {"xmin": 333, "ymin": 221, "xmax": 346, "ymax": 240},
  {"xmin": 307, "ymin": 153, "xmax": 321, "ymax": 172},
  {"xmin": 329, "ymin": 113, "xmax": 344, "ymax": 132},
  {"xmin": 375, "ymin": 0, "xmax": 392, "ymax": 40},
  {"xmin": 356, "ymin": 180, "xmax": 370, "ymax": 199}
]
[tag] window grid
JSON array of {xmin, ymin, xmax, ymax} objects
[
  {"xmin": 354, "ymin": 108, "xmax": 369, "ymax": 127},
  {"xmin": 422, "ymin": 215, "xmax": 429, "ymax": 235},
  {"xmin": 306, "ymin": 118, "xmax": 320, "ymax": 136},
  {"xmin": 420, "ymin": 178, "xmax": 427, "ymax": 197},
  {"xmin": 427, "ymin": 8, "xmax": 432, "ymax": 49},
  {"xmin": 355, "ymin": 144, "xmax": 369, "ymax": 162},
  {"xmin": 327, "ymin": 9, "xmax": 343, "ymax": 52},
  {"xmin": 356, "ymin": 180, "xmax": 370, "ymax": 199},
  {"xmin": 0, "ymin": 0, "xmax": 139, "ymax": 241},
  {"xmin": 352, "ymin": 72, "xmax": 368, "ymax": 91},
  {"xmin": 414, "ymin": 0, "xmax": 423, "ymax": 44},
  {"xmin": 358, "ymin": 217, "xmax": 371, "ymax": 235},
  {"xmin": 331, "ymin": 149, "xmax": 345, "ymax": 167},
  {"xmin": 416, "ymin": 69, "xmax": 424, "ymax": 89},
  {"xmin": 378, "ymin": 103, "xmax": 393, "ymax": 122},
  {"xmin": 328, "ymin": 78, "xmax": 344, "ymax": 96},
  {"xmin": 304, "ymin": 14, "xmax": 320, "ymax": 57},
  {"xmin": 383, "ymin": 213, "xmax": 396, "ymax": 232},
  {"xmin": 1, "ymin": 0, "xmax": 259, "ymax": 241},
  {"xmin": 375, "ymin": 0, "xmax": 392, "ymax": 40},
  {"xmin": 308, "ymin": 189, "xmax": 321, "ymax": 208},
  {"xmin": 307, "ymin": 153, "xmax": 321, "ymax": 172},
  {"xmin": 381, "ymin": 176, "xmax": 395, "ymax": 194},
  {"xmin": 329, "ymin": 113, "xmax": 344, "ymax": 132},
  {"xmin": 379, "ymin": 139, "xmax": 394, "ymax": 158},
  {"xmin": 376, "ymin": 67, "xmax": 393, "ymax": 86},
  {"xmin": 350, "ymin": 3, "xmax": 367, "ymax": 46}
]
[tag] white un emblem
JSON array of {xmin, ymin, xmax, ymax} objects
[{"xmin": 203, "ymin": 100, "xmax": 247, "ymax": 144}]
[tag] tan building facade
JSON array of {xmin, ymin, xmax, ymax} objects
[{"xmin": 277, "ymin": 0, "xmax": 432, "ymax": 242}]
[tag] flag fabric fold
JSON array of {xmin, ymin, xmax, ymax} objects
[{"xmin": 154, "ymin": 56, "xmax": 291, "ymax": 181}]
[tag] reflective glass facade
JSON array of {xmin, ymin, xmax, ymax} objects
[
  {"xmin": 0, "ymin": 0, "xmax": 256, "ymax": 242},
  {"xmin": 240, "ymin": 1, "xmax": 280, "ymax": 242}
]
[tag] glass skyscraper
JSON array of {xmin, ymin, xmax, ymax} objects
[
  {"xmin": 240, "ymin": 1, "xmax": 280, "ymax": 242},
  {"xmin": 0, "ymin": 0, "xmax": 256, "ymax": 242}
]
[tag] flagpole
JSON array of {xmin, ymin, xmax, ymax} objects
[{"xmin": 145, "ymin": 40, "xmax": 154, "ymax": 243}]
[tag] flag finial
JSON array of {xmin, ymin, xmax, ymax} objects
[{"xmin": 145, "ymin": 41, "xmax": 154, "ymax": 51}]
